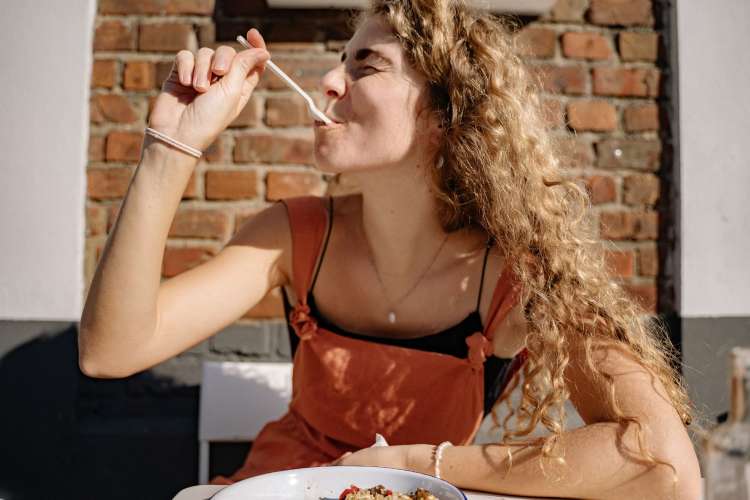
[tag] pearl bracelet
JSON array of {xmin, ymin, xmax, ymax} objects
[
  {"xmin": 144, "ymin": 127, "xmax": 202, "ymax": 159},
  {"xmin": 432, "ymin": 441, "xmax": 453, "ymax": 480}
]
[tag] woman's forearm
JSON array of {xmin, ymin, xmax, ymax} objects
[
  {"xmin": 408, "ymin": 422, "xmax": 701, "ymax": 499},
  {"xmin": 79, "ymin": 136, "xmax": 198, "ymax": 377}
]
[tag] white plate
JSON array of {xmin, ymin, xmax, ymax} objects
[{"xmin": 212, "ymin": 465, "xmax": 467, "ymax": 500}]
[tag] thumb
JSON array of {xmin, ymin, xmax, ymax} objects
[{"xmin": 223, "ymin": 48, "xmax": 270, "ymax": 93}]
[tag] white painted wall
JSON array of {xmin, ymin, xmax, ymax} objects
[
  {"xmin": 677, "ymin": 0, "xmax": 750, "ymax": 318},
  {"xmin": 0, "ymin": 0, "xmax": 95, "ymax": 321}
]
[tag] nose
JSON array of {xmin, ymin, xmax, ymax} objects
[{"xmin": 320, "ymin": 63, "xmax": 347, "ymax": 101}]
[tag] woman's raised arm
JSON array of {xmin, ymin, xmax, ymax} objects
[{"xmin": 78, "ymin": 30, "xmax": 286, "ymax": 378}]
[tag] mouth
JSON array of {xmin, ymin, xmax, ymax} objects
[{"xmin": 314, "ymin": 117, "xmax": 343, "ymax": 128}]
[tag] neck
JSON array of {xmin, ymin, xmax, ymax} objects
[{"xmin": 348, "ymin": 160, "xmax": 447, "ymax": 276}]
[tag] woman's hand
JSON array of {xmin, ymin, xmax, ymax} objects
[
  {"xmin": 330, "ymin": 445, "xmax": 413, "ymax": 470},
  {"xmin": 148, "ymin": 28, "xmax": 271, "ymax": 152}
]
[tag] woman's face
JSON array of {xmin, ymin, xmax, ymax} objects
[{"xmin": 314, "ymin": 15, "xmax": 438, "ymax": 174}]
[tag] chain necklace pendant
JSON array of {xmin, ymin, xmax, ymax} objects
[{"xmin": 387, "ymin": 311, "xmax": 396, "ymax": 324}]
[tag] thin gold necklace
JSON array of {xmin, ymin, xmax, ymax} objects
[{"xmin": 362, "ymin": 230, "xmax": 450, "ymax": 324}]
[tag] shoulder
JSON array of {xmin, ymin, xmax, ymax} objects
[
  {"xmin": 480, "ymin": 245, "xmax": 528, "ymax": 358},
  {"xmin": 228, "ymin": 201, "xmax": 293, "ymax": 286}
]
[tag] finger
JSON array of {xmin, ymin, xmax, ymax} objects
[
  {"xmin": 245, "ymin": 28, "xmax": 267, "ymax": 50},
  {"xmin": 222, "ymin": 47, "xmax": 270, "ymax": 91},
  {"xmin": 175, "ymin": 50, "xmax": 194, "ymax": 86},
  {"xmin": 193, "ymin": 47, "xmax": 215, "ymax": 92},
  {"xmin": 211, "ymin": 45, "xmax": 236, "ymax": 76}
]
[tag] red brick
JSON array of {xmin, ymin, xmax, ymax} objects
[
  {"xmin": 162, "ymin": 245, "xmax": 217, "ymax": 278},
  {"xmin": 265, "ymin": 95, "xmax": 313, "ymax": 127},
  {"xmin": 600, "ymin": 211, "xmax": 633, "ymax": 240},
  {"xmin": 555, "ymin": 137, "xmax": 595, "ymax": 168},
  {"xmin": 198, "ymin": 23, "xmax": 216, "ymax": 47},
  {"xmin": 139, "ymin": 23, "xmax": 196, "ymax": 52},
  {"xmin": 205, "ymin": 170, "xmax": 259, "ymax": 200},
  {"xmin": 169, "ymin": 208, "xmax": 230, "ymax": 239},
  {"xmin": 86, "ymin": 204, "xmax": 108, "ymax": 237},
  {"xmin": 94, "ymin": 20, "xmax": 136, "ymax": 51},
  {"xmin": 589, "ymin": 0, "xmax": 654, "ymax": 27},
  {"xmin": 596, "ymin": 139, "xmax": 661, "ymax": 171},
  {"xmin": 634, "ymin": 211, "xmax": 658, "ymax": 240},
  {"xmin": 619, "ymin": 32, "xmax": 659, "ymax": 61},
  {"xmin": 585, "ymin": 175, "xmax": 616, "ymax": 204},
  {"xmin": 243, "ymin": 287, "xmax": 285, "ymax": 319},
  {"xmin": 90, "ymin": 100, "xmax": 104, "ymax": 124},
  {"xmin": 604, "ymin": 249, "xmax": 635, "ymax": 278},
  {"xmin": 235, "ymin": 134, "xmax": 314, "ymax": 165},
  {"xmin": 233, "ymin": 207, "xmax": 263, "ymax": 234},
  {"xmin": 622, "ymin": 282, "xmax": 657, "ymax": 313},
  {"xmin": 87, "ymin": 167, "xmax": 133, "ymax": 200},
  {"xmin": 562, "ymin": 32, "xmax": 612, "ymax": 60},
  {"xmin": 92, "ymin": 94, "xmax": 138, "ymax": 123},
  {"xmin": 266, "ymin": 171, "xmax": 325, "ymax": 200},
  {"xmin": 106, "ymin": 131, "xmax": 144, "ymax": 162},
  {"xmin": 623, "ymin": 103, "xmax": 659, "ymax": 132},
  {"xmin": 601, "ymin": 211, "xmax": 661, "ymax": 241},
  {"xmin": 515, "ymin": 27, "xmax": 557, "ymax": 59},
  {"xmin": 623, "ymin": 173, "xmax": 660, "ymax": 206},
  {"xmin": 229, "ymin": 98, "xmax": 264, "ymax": 128},
  {"xmin": 541, "ymin": 98, "xmax": 564, "ymax": 129},
  {"xmin": 89, "ymin": 135, "xmax": 106, "ymax": 161},
  {"xmin": 638, "ymin": 244, "xmax": 658, "ymax": 277},
  {"xmin": 567, "ymin": 100, "xmax": 617, "ymax": 131},
  {"xmin": 256, "ymin": 55, "xmax": 339, "ymax": 91},
  {"xmin": 99, "ymin": 0, "xmax": 215, "ymax": 15},
  {"xmin": 92, "ymin": 60, "xmax": 117, "ymax": 88},
  {"xmin": 266, "ymin": 42, "xmax": 326, "ymax": 52},
  {"xmin": 593, "ymin": 67, "xmax": 660, "ymax": 97},
  {"xmin": 535, "ymin": 64, "xmax": 587, "ymax": 95},
  {"xmin": 124, "ymin": 61, "xmax": 156, "ymax": 91},
  {"xmin": 550, "ymin": 0, "xmax": 588, "ymax": 22}
]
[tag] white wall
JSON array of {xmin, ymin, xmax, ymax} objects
[
  {"xmin": 0, "ymin": 0, "xmax": 95, "ymax": 321},
  {"xmin": 677, "ymin": 0, "xmax": 750, "ymax": 318}
]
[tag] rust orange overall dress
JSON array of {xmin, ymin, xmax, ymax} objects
[{"xmin": 211, "ymin": 196, "xmax": 527, "ymax": 484}]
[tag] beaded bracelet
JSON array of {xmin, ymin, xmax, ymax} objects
[
  {"xmin": 144, "ymin": 127, "xmax": 202, "ymax": 159},
  {"xmin": 433, "ymin": 441, "xmax": 453, "ymax": 480}
]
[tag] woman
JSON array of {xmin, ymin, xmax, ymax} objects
[{"xmin": 79, "ymin": 0, "xmax": 701, "ymax": 497}]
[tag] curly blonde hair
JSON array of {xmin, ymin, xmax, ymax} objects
[{"xmin": 357, "ymin": 0, "xmax": 693, "ymax": 478}]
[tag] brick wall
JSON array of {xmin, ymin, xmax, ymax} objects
[{"xmin": 87, "ymin": 0, "xmax": 669, "ymax": 349}]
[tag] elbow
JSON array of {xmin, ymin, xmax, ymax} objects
[
  {"xmin": 77, "ymin": 331, "xmax": 135, "ymax": 379},
  {"xmin": 79, "ymin": 356, "xmax": 136, "ymax": 379}
]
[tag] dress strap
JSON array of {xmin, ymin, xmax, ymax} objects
[
  {"xmin": 483, "ymin": 262, "xmax": 522, "ymax": 343},
  {"xmin": 474, "ymin": 239, "xmax": 492, "ymax": 313},
  {"xmin": 280, "ymin": 196, "xmax": 331, "ymax": 303}
]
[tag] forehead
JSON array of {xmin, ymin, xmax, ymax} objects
[{"xmin": 342, "ymin": 16, "xmax": 400, "ymax": 61}]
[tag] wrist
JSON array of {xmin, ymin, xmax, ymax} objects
[
  {"xmin": 406, "ymin": 444, "xmax": 435, "ymax": 475},
  {"xmin": 141, "ymin": 134, "xmax": 200, "ymax": 170}
]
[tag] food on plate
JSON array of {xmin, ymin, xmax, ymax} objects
[{"xmin": 337, "ymin": 484, "xmax": 439, "ymax": 500}]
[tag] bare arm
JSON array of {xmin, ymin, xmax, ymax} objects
[
  {"xmin": 79, "ymin": 29, "xmax": 279, "ymax": 378},
  {"xmin": 338, "ymin": 344, "xmax": 700, "ymax": 498},
  {"xmin": 406, "ymin": 342, "xmax": 702, "ymax": 499}
]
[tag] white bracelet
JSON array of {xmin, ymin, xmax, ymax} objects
[
  {"xmin": 433, "ymin": 441, "xmax": 453, "ymax": 480},
  {"xmin": 144, "ymin": 127, "xmax": 202, "ymax": 159}
]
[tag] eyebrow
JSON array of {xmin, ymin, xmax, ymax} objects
[{"xmin": 340, "ymin": 47, "xmax": 390, "ymax": 64}]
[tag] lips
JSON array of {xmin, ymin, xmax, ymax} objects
[{"xmin": 314, "ymin": 118, "xmax": 343, "ymax": 127}]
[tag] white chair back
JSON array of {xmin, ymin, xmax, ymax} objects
[{"xmin": 198, "ymin": 361, "xmax": 293, "ymax": 484}]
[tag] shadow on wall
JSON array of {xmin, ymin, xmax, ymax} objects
[{"xmin": 0, "ymin": 324, "xmax": 208, "ymax": 500}]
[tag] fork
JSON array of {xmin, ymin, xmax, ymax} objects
[{"xmin": 236, "ymin": 35, "xmax": 333, "ymax": 125}]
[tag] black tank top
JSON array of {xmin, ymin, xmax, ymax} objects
[{"xmin": 281, "ymin": 197, "xmax": 515, "ymax": 416}]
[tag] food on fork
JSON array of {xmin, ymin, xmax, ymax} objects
[{"xmin": 338, "ymin": 484, "xmax": 439, "ymax": 500}]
